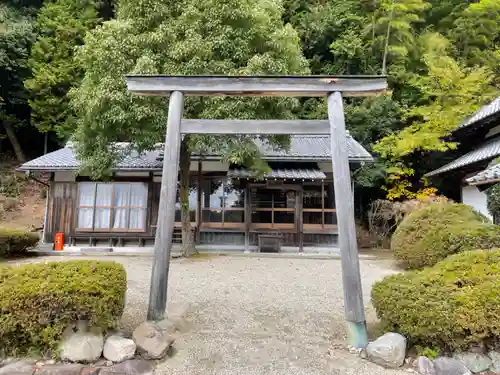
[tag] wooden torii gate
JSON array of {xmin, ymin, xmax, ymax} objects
[{"xmin": 125, "ymin": 75, "xmax": 388, "ymax": 348}]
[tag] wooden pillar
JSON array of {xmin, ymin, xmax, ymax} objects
[
  {"xmin": 244, "ymin": 182, "xmax": 251, "ymax": 251},
  {"xmin": 297, "ymin": 188, "xmax": 304, "ymax": 252},
  {"xmin": 327, "ymin": 91, "xmax": 367, "ymax": 348},
  {"xmin": 196, "ymin": 160, "xmax": 202, "ymax": 245},
  {"xmin": 147, "ymin": 91, "xmax": 184, "ymax": 321}
]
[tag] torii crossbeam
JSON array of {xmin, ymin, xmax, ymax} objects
[{"xmin": 126, "ymin": 75, "xmax": 388, "ymax": 348}]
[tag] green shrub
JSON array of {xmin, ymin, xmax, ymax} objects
[
  {"xmin": 390, "ymin": 202, "xmax": 498, "ymax": 269},
  {"xmin": 0, "ymin": 260, "xmax": 127, "ymax": 356},
  {"xmin": 372, "ymin": 250, "xmax": 500, "ymax": 351},
  {"xmin": 0, "ymin": 227, "xmax": 39, "ymax": 258}
]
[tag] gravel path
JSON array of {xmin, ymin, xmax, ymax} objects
[{"xmin": 12, "ymin": 255, "xmax": 407, "ymax": 375}]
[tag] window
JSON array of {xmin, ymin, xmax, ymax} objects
[
  {"xmin": 303, "ymin": 182, "xmax": 337, "ymax": 229},
  {"xmin": 251, "ymin": 188, "xmax": 295, "ymax": 228},
  {"xmin": 202, "ymin": 179, "xmax": 245, "ymax": 227},
  {"xmin": 77, "ymin": 182, "xmax": 148, "ymax": 231}
]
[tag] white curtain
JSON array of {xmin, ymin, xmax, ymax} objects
[
  {"xmin": 94, "ymin": 184, "xmax": 112, "ymax": 229},
  {"xmin": 113, "ymin": 184, "xmax": 131, "ymax": 229},
  {"xmin": 129, "ymin": 184, "xmax": 147, "ymax": 230},
  {"xmin": 77, "ymin": 183, "xmax": 96, "ymax": 228}
]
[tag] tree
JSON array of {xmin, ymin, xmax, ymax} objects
[
  {"xmin": 451, "ymin": 0, "xmax": 500, "ymax": 82},
  {"xmin": 0, "ymin": 4, "xmax": 34, "ymax": 162},
  {"xmin": 374, "ymin": 32, "xmax": 496, "ymax": 200},
  {"xmin": 70, "ymin": 0, "xmax": 309, "ymax": 255},
  {"xmin": 25, "ymin": 0, "xmax": 114, "ymax": 141}
]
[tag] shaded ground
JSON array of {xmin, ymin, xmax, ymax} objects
[{"xmin": 11, "ymin": 255, "xmax": 407, "ymax": 375}]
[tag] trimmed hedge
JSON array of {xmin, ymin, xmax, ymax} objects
[
  {"xmin": 390, "ymin": 202, "xmax": 500, "ymax": 269},
  {"xmin": 0, "ymin": 227, "xmax": 39, "ymax": 257},
  {"xmin": 372, "ymin": 250, "xmax": 500, "ymax": 350},
  {"xmin": 0, "ymin": 260, "xmax": 127, "ymax": 356}
]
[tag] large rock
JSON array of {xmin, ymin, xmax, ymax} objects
[
  {"xmin": 365, "ymin": 332, "xmax": 407, "ymax": 368},
  {"xmin": 35, "ymin": 364, "xmax": 83, "ymax": 375},
  {"xmin": 99, "ymin": 359, "xmax": 153, "ymax": 375},
  {"xmin": 488, "ymin": 351, "xmax": 500, "ymax": 373},
  {"xmin": 60, "ymin": 329, "xmax": 104, "ymax": 362},
  {"xmin": 434, "ymin": 357, "xmax": 472, "ymax": 375},
  {"xmin": 417, "ymin": 356, "xmax": 436, "ymax": 375},
  {"xmin": 132, "ymin": 321, "xmax": 174, "ymax": 359},
  {"xmin": 0, "ymin": 360, "xmax": 35, "ymax": 375},
  {"xmin": 103, "ymin": 335, "xmax": 136, "ymax": 362},
  {"xmin": 454, "ymin": 353, "xmax": 492, "ymax": 373}
]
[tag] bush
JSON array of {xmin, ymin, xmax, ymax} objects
[
  {"xmin": 390, "ymin": 202, "xmax": 498, "ymax": 268},
  {"xmin": 372, "ymin": 250, "xmax": 500, "ymax": 351},
  {"xmin": 0, "ymin": 260, "xmax": 127, "ymax": 356},
  {"xmin": 0, "ymin": 227, "xmax": 39, "ymax": 258}
]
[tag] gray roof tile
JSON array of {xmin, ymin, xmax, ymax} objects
[
  {"xmin": 18, "ymin": 135, "xmax": 372, "ymax": 171},
  {"xmin": 228, "ymin": 167, "xmax": 326, "ymax": 180},
  {"xmin": 426, "ymin": 136, "xmax": 500, "ymax": 176},
  {"xmin": 466, "ymin": 163, "xmax": 500, "ymax": 185},
  {"xmin": 458, "ymin": 96, "xmax": 500, "ymax": 129}
]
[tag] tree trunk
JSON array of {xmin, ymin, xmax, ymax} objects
[
  {"xmin": 381, "ymin": 0, "xmax": 394, "ymax": 75},
  {"xmin": 179, "ymin": 137, "xmax": 196, "ymax": 257},
  {"xmin": 1, "ymin": 121, "xmax": 26, "ymax": 162}
]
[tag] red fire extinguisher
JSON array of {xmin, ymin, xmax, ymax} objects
[{"xmin": 54, "ymin": 233, "xmax": 64, "ymax": 251}]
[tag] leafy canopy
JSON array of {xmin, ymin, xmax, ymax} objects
[{"xmin": 70, "ymin": 0, "xmax": 309, "ymax": 177}]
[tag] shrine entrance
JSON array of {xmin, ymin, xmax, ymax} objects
[{"xmin": 125, "ymin": 75, "xmax": 388, "ymax": 348}]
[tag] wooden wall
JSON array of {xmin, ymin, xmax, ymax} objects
[{"xmin": 45, "ymin": 182, "xmax": 78, "ymax": 242}]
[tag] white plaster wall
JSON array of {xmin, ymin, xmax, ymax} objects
[
  {"xmin": 461, "ymin": 185, "xmax": 492, "ymax": 221},
  {"xmin": 53, "ymin": 171, "xmax": 77, "ymax": 182}
]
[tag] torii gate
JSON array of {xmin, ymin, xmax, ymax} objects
[{"xmin": 125, "ymin": 75, "xmax": 388, "ymax": 348}]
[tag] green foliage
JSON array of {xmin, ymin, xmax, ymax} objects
[
  {"xmin": 70, "ymin": 0, "xmax": 309, "ymax": 177},
  {"xmin": 416, "ymin": 346, "xmax": 440, "ymax": 360},
  {"xmin": 0, "ymin": 4, "xmax": 35, "ymax": 161},
  {"xmin": 372, "ymin": 250, "xmax": 500, "ymax": 350},
  {"xmin": 0, "ymin": 260, "xmax": 127, "ymax": 355},
  {"xmin": 0, "ymin": 226, "xmax": 39, "ymax": 257},
  {"xmin": 25, "ymin": 0, "xmax": 104, "ymax": 138},
  {"xmin": 390, "ymin": 202, "xmax": 500, "ymax": 269},
  {"xmin": 486, "ymin": 183, "xmax": 500, "ymax": 223}
]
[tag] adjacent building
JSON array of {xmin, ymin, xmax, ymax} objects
[
  {"xmin": 426, "ymin": 96, "xmax": 500, "ymax": 219},
  {"xmin": 18, "ymin": 134, "xmax": 372, "ymax": 251}
]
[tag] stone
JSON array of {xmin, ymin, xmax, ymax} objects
[
  {"xmin": 80, "ymin": 367, "xmax": 102, "ymax": 375},
  {"xmin": 454, "ymin": 353, "xmax": 492, "ymax": 373},
  {"xmin": 434, "ymin": 357, "xmax": 472, "ymax": 375},
  {"xmin": 60, "ymin": 330, "xmax": 104, "ymax": 362},
  {"xmin": 99, "ymin": 360, "xmax": 154, "ymax": 375},
  {"xmin": 366, "ymin": 332, "xmax": 407, "ymax": 368},
  {"xmin": 132, "ymin": 321, "xmax": 174, "ymax": 359},
  {"xmin": 417, "ymin": 356, "xmax": 437, "ymax": 375},
  {"xmin": 0, "ymin": 360, "xmax": 35, "ymax": 375},
  {"xmin": 35, "ymin": 364, "xmax": 84, "ymax": 375},
  {"xmin": 103, "ymin": 335, "xmax": 136, "ymax": 362},
  {"xmin": 488, "ymin": 351, "xmax": 500, "ymax": 373},
  {"xmin": 156, "ymin": 318, "xmax": 176, "ymax": 335}
]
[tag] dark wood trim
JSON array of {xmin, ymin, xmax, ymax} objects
[
  {"xmin": 244, "ymin": 183, "xmax": 251, "ymax": 250},
  {"xmin": 196, "ymin": 161, "xmax": 202, "ymax": 244},
  {"xmin": 297, "ymin": 189, "xmax": 304, "ymax": 252}
]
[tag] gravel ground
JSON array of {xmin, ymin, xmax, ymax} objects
[{"xmin": 12, "ymin": 255, "xmax": 407, "ymax": 375}]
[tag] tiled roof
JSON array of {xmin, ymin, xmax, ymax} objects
[
  {"xmin": 18, "ymin": 135, "xmax": 372, "ymax": 172},
  {"xmin": 426, "ymin": 136, "xmax": 500, "ymax": 177},
  {"xmin": 466, "ymin": 163, "xmax": 500, "ymax": 185},
  {"xmin": 458, "ymin": 96, "xmax": 500, "ymax": 129},
  {"xmin": 228, "ymin": 166, "xmax": 326, "ymax": 180}
]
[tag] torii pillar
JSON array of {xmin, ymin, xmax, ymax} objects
[{"xmin": 126, "ymin": 75, "xmax": 388, "ymax": 348}]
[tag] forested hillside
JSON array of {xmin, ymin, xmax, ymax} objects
[{"xmin": 1, "ymin": 0, "xmax": 499, "ymax": 203}]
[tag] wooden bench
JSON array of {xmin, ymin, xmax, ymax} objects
[{"xmin": 258, "ymin": 233, "xmax": 282, "ymax": 253}]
